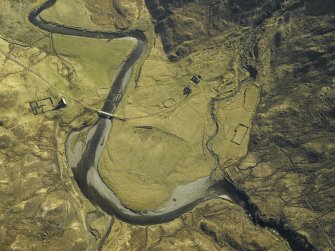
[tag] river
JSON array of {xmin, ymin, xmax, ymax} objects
[{"xmin": 25, "ymin": 1, "xmax": 320, "ymax": 249}]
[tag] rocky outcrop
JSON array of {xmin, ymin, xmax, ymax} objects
[
  {"xmin": 102, "ymin": 199, "xmax": 290, "ymax": 250},
  {"xmin": 235, "ymin": 10, "xmax": 335, "ymax": 249},
  {"xmin": 145, "ymin": 0, "xmax": 335, "ymax": 250},
  {"xmin": 145, "ymin": 0, "xmax": 285, "ymax": 60},
  {"xmin": 305, "ymin": 0, "xmax": 335, "ymax": 15}
]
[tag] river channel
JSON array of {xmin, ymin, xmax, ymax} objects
[{"xmin": 29, "ymin": 0, "xmax": 242, "ymax": 225}]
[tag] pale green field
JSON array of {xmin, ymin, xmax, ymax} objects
[
  {"xmin": 0, "ymin": 0, "xmax": 136, "ymax": 110},
  {"xmin": 40, "ymin": 0, "xmax": 97, "ymax": 30},
  {"xmin": 33, "ymin": 35, "xmax": 134, "ymax": 108},
  {"xmin": 40, "ymin": 0, "xmax": 150, "ymax": 32}
]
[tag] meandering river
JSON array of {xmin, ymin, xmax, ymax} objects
[{"xmin": 29, "ymin": 0, "xmax": 241, "ymax": 224}]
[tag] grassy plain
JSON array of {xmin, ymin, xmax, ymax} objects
[
  {"xmin": 213, "ymin": 84, "xmax": 260, "ymax": 168},
  {"xmin": 34, "ymin": 35, "xmax": 135, "ymax": 108},
  {"xmin": 99, "ymin": 38, "xmax": 215, "ymax": 210},
  {"xmin": 98, "ymin": 34, "xmax": 260, "ymax": 210}
]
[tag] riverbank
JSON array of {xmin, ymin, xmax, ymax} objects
[{"xmin": 30, "ymin": 0, "xmax": 257, "ymax": 224}]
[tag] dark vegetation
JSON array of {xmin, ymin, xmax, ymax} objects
[
  {"xmin": 145, "ymin": 0, "xmax": 284, "ymax": 60},
  {"xmin": 145, "ymin": 0, "xmax": 335, "ymax": 249}
]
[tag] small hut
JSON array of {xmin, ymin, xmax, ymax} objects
[
  {"xmin": 183, "ymin": 86, "xmax": 192, "ymax": 96},
  {"xmin": 53, "ymin": 98, "xmax": 67, "ymax": 110},
  {"xmin": 191, "ymin": 75, "xmax": 202, "ymax": 85}
]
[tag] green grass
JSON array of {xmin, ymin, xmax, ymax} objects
[
  {"xmin": 53, "ymin": 34, "xmax": 134, "ymax": 87},
  {"xmin": 40, "ymin": 0, "xmax": 96, "ymax": 30},
  {"xmin": 32, "ymin": 35, "xmax": 134, "ymax": 107}
]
